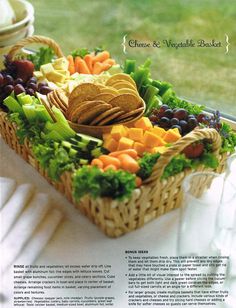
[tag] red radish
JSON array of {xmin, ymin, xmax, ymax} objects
[
  {"xmin": 12, "ymin": 60, "xmax": 34, "ymax": 82},
  {"xmin": 183, "ymin": 142, "xmax": 204, "ymax": 158}
]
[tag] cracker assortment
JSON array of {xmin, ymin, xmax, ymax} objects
[{"xmin": 46, "ymin": 73, "xmax": 145, "ymax": 126}]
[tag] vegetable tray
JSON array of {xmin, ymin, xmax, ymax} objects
[{"xmin": 0, "ymin": 109, "xmax": 227, "ymax": 237}]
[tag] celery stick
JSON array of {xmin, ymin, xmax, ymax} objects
[
  {"xmin": 22, "ymin": 105, "xmax": 36, "ymax": 121},
  {"xmin": 43, "ymin": 130, "xmax": 64, "ymax": 141},
  {"xmin": 123, "ymin": 59, "xmax": 136, "ymax": 74},
  {"xmin": 51, "ymin": 106, "xmax": 68, "ymax": 125},
  {"xmin": 35, "ymin": 105, "xmax": 53, "ymax": 122},
  {"xmin": 45, "ymin": 121, "xmax": 75, "ymax": 139},
  {"xmin": 3, "ymin": 96, "xmax": 23, "ymax": 114},
  {"xmin": 17, "ymin": 94, "xmax": 33, "ymax": 105},
  {"xmin": 162, "ymin": 88, "xmax": 174, "ymax": 103},
  {"xmin": 143, "ymin": 85, "xmax": 159, "ymax": 105}
]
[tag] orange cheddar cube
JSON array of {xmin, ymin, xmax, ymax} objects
[
  {"xmin": 110, "ymin": 125, "xmax": 127, "ymax": 141},
  {"xmin": 103, "ymin": 138, "xmax": 118, "ymax": 152},
  {"xmin": 133, "ymin": 142, "xmax": 146, "ymax": 156},
  {"xmin": 163, "ymin": 129, "xmax": 181, "ymax": 143},
  {"xmin": 117, "ymin": 137, "xmax": 134, "ymax": 151},
  {"xmin": 150, "ymin": 126, "xmax": 166, "ymax": 138},
  {"xmin": 128, "ymin": 128, "xmax": 144, "ymax": 142},
  {"xmin": 143, "ymin": 131, "xmax": 166, "ymax": 147},
  {"xmin": 152, "ymin": 146, "xmax": 168, "ymax": 154},
  {"xmin": 134, "ymin": 117, "xmax": 153, "ymax": 130}
]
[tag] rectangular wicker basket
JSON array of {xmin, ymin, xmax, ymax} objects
[{"xmin": 0, "ymin": 109, "xmax": 228, "ymax": 237}]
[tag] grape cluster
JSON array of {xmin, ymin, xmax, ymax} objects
[
  {"xmin": 0, "ymin": 72, "xmax": 52, "ymax": 107},
  {"xmin": 149, "ymin": 105, "xmax": 199, "ymax": 135}
]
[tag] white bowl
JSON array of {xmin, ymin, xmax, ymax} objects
[
  {"xmin": 0, "ymin": 0, "xmax": 34, "ymax": 35},
  {"xmin": 0, "ymin": 24, "xmax": 34, "ymax": 48}
]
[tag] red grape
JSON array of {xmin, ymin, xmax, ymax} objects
[
  {"xmin": 0, "ymin": 73, "xmax": 4, "ymax": 86},
  {"xmin": 170, "ymin": 118, "xmax": 179, "ymax": 125},
  {"xmin": 163, "ymin": 109, "xmax": 174, "ymax": 119},
  {"xmin": 173, "ymin": 108, "xmax": 188, "ymax": 120},
  {"xmin": 171, "ymin": 125, "xmax": 182, "ymax": 134},
  {"xmin": 27, "ymin": 83, "xmax": 38, "ymax": 91},
  {"xmin": 39, "ymin": 86, "xmax": 52, "ymax": 95},
  {"xmin": 15, "ymin": 78, "xmax": 24, "ymax": 85},
  {"xmin": 4, "ymin": 74, "xmax": 14, "ymax": 86}
]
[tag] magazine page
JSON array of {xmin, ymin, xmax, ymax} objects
[{"xmin": 0, "ymin": 1, "xmax": 235, "ymax": 308}]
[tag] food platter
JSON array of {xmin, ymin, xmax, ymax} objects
[{"xmin": 0, "ymin": 35, "xmax": 235, "ymax": 237}]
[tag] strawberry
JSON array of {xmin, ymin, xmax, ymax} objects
[
  {"xmin": 12, "ymin": 60, "xmax": 34, "ymax": 82},
  {"xmin": 183, "ymin": 142, "xmax": 204, "ymax": 158}
]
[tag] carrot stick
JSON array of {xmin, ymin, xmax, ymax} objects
[
  {"xmin": 102, "ymin": 58, "xmax": 116, "ymax": 66},
  {"xmin": 118, "ymin": 154, "xmax": 140, "ymax": 173},
  {"xmin": 67, "ymin": 55, "xmax": 75, "ymax": 74},
  {"xmin": 92, "ymin": 51, "xmax": 110, "ymax": 63},
  {"xmin": 74, "ymin": 56, "xmax": 81, "ymax": 73},
  {"xmin": 104, "ymin": 164, "xmax": 117, "ymax": 171},
  {"xmin": 101, "ymin": 62, "xmax": 112, "ymax": 72},
  {"xmin": 84, "ymin": 54, "xmax": 93, "ymax": 73},
  {"xmin": 99, "ymin": 155, "xmax": 121, "ymax": 169},
  {"xmin": 109, "ymin": 149, "xmax": 138, "ymax": 159},
  {"xmin": 92, "ymin": 62, "xmax": 104, "ymax": 74},
  {"xmin": 76, "ymin": 59, "xmax": 90, "ymax": 74},
  {"xmin": 91, "ymin": 158, "xmax": 104, "ymax": 169}
]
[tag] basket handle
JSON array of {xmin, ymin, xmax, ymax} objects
[
  {"xmin": 7, "ymin": 35, "xmax": 64, "ymax": 60},
  {"xmin": 144, "ymin": 128, "xmax": 222, "ymax": 184}
]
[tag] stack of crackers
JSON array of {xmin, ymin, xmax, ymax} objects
[{"xmin": 44, "ymin": 73, "xmax": 145, "ymax": 126}]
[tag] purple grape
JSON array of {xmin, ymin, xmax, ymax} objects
[
  {"xmin": 4, "ymin": 84, "xmax": 14, "ymax": 95},
  {"xmin": 28, "ymin": 77, "xmax": 37, "ymax": 84},
  {"xmin": 27, "ymin": 82, "xmax": 38, "ymax": 91},
  {"xmin": 26, "ymin": 88, "xmax": 35, "ymax": 96},
  {"xmin": 38, "ymin": 82, "xmax": 48, "ymax": 90},
  {"xmin": 0, "ymin": 73, "xmax": 4, "ymax": 86},
  {"xmin": 39, "ymin": 86, "xmax": 52, "ymax": 95},
  {"xmin": 173, "ymin": 108, "xmax": 188, "ymax": 120},
  {"xmin": 163, "ymin": 109, "xmax": 174, "ymax": 119},
  {"xmin": 159, "ymin": 117, "xmax": 170, "ymax": 128},
  {"xmin": 14, "ymin": 84, "xmax": 25, "ymax": 95},
  {"xmin": 4, "ymin": 74, "xmax": 14, "ymax": 86},
  {"xmin": 14, "ymin": 78, "xmax": 24, "ymax": 85},
  {"xmin": 188, "ymin": 114, "xmax": 195, "ymax": 119},
  {"xmin": 170, "ymin": 117, "xmax": 179, "ymax": 125},
  {"xmin": 179, "ymin": 120, "xmax": 188, "ymax": 131},
  {"xmin": 188, "ymin": 117, "xmax": 198, "ymax": 129}
]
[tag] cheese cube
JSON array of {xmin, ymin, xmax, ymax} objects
[
  {"xmin": 53, "ymin": 57, "xmax": 69, "ymax": 70},
  {"xmin": 128, "ymin": 128, "xmax": 144, "ymax": 142},
  {"xmin": 117, "ymin": 137, "xmax": 134, "ymax": 150},
  {"xmin": 47, "ymin": 71, "xmax": 66, "ymax": 83},
  {"xmin": 110, "ymin": 125, "xmax": 127, "ymax": 141},
  {"xmin": 150, "ymin": 126, "xmax": 166, "ymax": 137},
  {"xmin": 134, "ymin": 117, "xmax": 153, "ymax": 130},
  {"xmin": 143, "ymin": 131, "xmax": 166, "ymax": 147},
  {"xmin": 40, "ymin": 63, "xmax": 54, "ymax": 75},
  {"xmin": 152, "ymin": 146, "xmax": 167, "ymax": 154},
  {"xmin": 103, "ymin": 138, "xmax": 118, "ymax": 152},
  {"xmin": 163, "ymin": 129, "xmax": 181, "ymax": 143}
]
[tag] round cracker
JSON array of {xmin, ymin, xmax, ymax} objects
[
  {"xmin": 69, "ymin": 101, "xmax": 102, "ymax": 122},
  {"xmin": 78, "ymin": 103, "xmax": 112, "ymax": 124},
  {"xmin": 112, "ymin": 81, "xmax": 137, "ymax": 91},
  {"xmin": 48, "ymin": 92, "xmax": 66, "ymax": 112},
  {"xmin": 105, "ymin": 73, "xmax": 137, "ymax": 88},
  {"xmin": 109, "ymin": 94, "xmax": 142, "ymax": 112},
  {"xmin": 118, "ymin": 87, "xmax": 139, "ymax": 97},
  {"xmin": 54, "ymin": 89, "xmax": 68, "ymax": 108},
  {"xmin": 98, "ymin": 110, "xmax": 125, "ymax": 126},
  {"xmin": 90, "ymin": 106, "xmax": 122, "ymax": 125},
  {"xmin": 114, "ymin": 107, "xmax": 144, "ymax": 121},
  {"xmin": 93, "ymin": 93, "xmax": 115, "ymax": 102},
  {"xmin": 100, "ymin": 87, "xmax": 119, "ymax": 96},
  {"xmin": 52, "ymin": 91, "xmax": 67, "ymax": 112},
  {"xmin": 69, "ymin": 83, "xmax": 101, "ymax": 103}
]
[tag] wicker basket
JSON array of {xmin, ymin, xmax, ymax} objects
[{"xmin": 0, "ymin": 36, "xmax": 229, "ymax": 237}]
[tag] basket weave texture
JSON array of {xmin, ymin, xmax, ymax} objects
[
  {"xmin": 0, "ymin": 36, "xmax": 229, "ymax": 237},
  {"xmin": 0, "ymin": 110, "xmax": 228, "ymax": 237}
]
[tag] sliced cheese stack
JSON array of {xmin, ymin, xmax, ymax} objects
[
  {"xmin": 34, "ymin": 57, "xmax": 70, "ymax": 87},
  {"xmin": 103, "ymin": 117, "xmax": 181, "ymax": 156}
]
